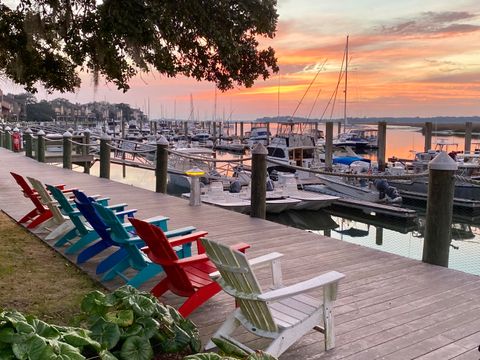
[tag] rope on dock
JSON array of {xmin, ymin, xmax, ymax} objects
[
  {"xmin": 267, "ymin": 157, "xmax": 429, "ymax": 179},
  {"xmin": 69, "ymin": 139, "xmax": 99, "ymax": 147},
  {"xmin": 454, "ymin": 174, "xmax": 480, "ymax": 185},
  {"xmin": 106, "ymin": 142, "xmax": 156, "ymax": 154}
]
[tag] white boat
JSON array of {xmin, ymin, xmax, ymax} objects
[
  {"xmin": 333, "ymin": 128, "xmax": 377, "ymax": 149},
  {"xmin": 309, "ymin": 161, "xmax": 402, "ymax": 204},
  {"xmin": 182, "ymin": 181, "xmax": 301, "ymax": 214},
  {"xmin": 276, "ymin": 173, "xmax": 339, "ymax": 210},
  {"xmin": 246, "ymin": 127, "xmax": 270, "ymax": 147}
]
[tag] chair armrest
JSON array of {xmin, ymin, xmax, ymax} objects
[
  {"xmin": 54, "ymin": 184, "xmax": 66, "ymax": 190},
  {"xmin": 107, "ymin": 203, "xmax": 129, "ymax": 211},
  {"xmin": 60, "ymin": 187, "xmax": 78, "ymax": 194},
  {"xmin": 164, "ymin": 226, "xmax": 196, "ymax": 238},
  {"xmin": 258, "ymin": 271, "xmax": 345, "ymax": 302},
  {"xmin": 249, "ymin": 252, "xmax": 283, "ymax": 268},
  {"xmin": 114, "ymin": 209, "xmax": 137, "ymax": 217},
  {"xmin": 168, "ymin": 231, "xmax": 209, "ymax": 248}
]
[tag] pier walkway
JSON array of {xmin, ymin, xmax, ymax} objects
[{"xmin": 0, "ymin": 148, "xmax": 479, "ymax": 359}]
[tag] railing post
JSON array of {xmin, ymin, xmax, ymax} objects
[
  {"xmin": 37, "ymin": 130, "xmax": 45, "ymax": 163},
  {"xmin": 464, "ymin": 122, "xmax": 472, "ymax": 155},
  {"xmin": 377, "ymin": 121, "xmax": 387, "ymax": 172},
  {"xmin": 0, "ymin": 127, "xmax": 4, "ymax": 148},
  {"xmin": 155, "ymin": 136, "xmax": 169, "ymax": 193},
  {"xmin": 424, "ymin": 122, "xmax": 432, "ymax": 152},
  {"xmin": 240, "ymin": 122, "xmax": 244, "ymax": 140},
  {"xmin": 250, "ymin": 143, "xmax": 267, "ymax": 219},
  {"xmin": 99, "ymin": 134, "xmax": 111, "ymax": 179},
  {"xmin": 422, "ymin": 152, "xmax": 457, "ymax": 267},
  {"xmin": 325, "ymin": 122, "xmax": 334, "ymax": 171},
  {"xmin": 4, "ymin": 126, "xmax": 12, "ymax": 150},
  {"xmin": 63, "ymin": 131, "xmax": 73, "ymax": 169},
  {"xmin": 83, "ymin": 129, "xmax": 91, "ymax": 174},
  {"xmin": 24, "ymin": 128, "xmax": 33, "ymax": 158}
]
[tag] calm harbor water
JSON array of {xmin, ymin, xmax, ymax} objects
[{"xmin": 78, "ymin": 125, "xmax": 480, "ymax": 276}]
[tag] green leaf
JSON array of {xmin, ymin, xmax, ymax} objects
[
  {"xmin": 119, "ymin": 336, "xmax": 153, "ymax": 360},
  {"xmin": 183, "ymin": 353, "xmax": 224, "ymax": 360},
  {"xmin": 99, "ymin": 349, "xmax": 119, "ymax": 360},
  {"xmin": 61, "ymin": 329, "xmax": 101, "ymax": 350},
  {"xmin": 28, "ymin": 319, "xmax": 61, "ymax": 339},
  {"xmin": 0, "ymin": 327, "xmax": 16, "ymax": 343},
  {"xmin": 128, "ymin": 295, "xmax": 156, "ymax": 317},
  {"xmin": 246, "ymin": 351, "xmax": 278, "ymax": 360},
  {"xmin": 0, "ymin": 346, "xmax": 15, "ymax": 359},
  {"xmin": 12, "ymin": 333, "xmax": 48, "ymax": 360},
  {"xmin": 81, "ymin": 291, "xmax": 109, "ymax": 316},
  {"xmin": 105, "ymin": 310, "xmax": 134, "ymax": 328},
  {"xmin": 90, "ymin": 318, "xmax": 121, "ymax": 350},
  {"xmin": 54, "ymin": 342, "xmax": 86, "ymax": 360},
  {"xmin": 212, "ymin": 337, "xmax": 249, "ymax": 358},
  {"xmin": 120, "ymin": 324, "xmax": 143, "ymax": 339},
  {"xmin": 133, "ymin": 317, "xmax": 159, "ymax": 340}
]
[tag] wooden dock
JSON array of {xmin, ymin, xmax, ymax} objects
[{"xmin": 1, "ymin": 148, "xmax": 479, "ymax": 359}]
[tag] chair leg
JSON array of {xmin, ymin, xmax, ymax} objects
[
  {"xmin": 64, "ymin": 231, "xmax": 98, "ymax": 253},
  {"xmin": 45, "ymin": 221, "xmax": 75, "ymax": 241},
  {"xmin": 26, "ymin": 210, "xmax": 52, "ymax": 229},
  {"xmin": 127, "ymin": 263, "xmax": 163, "ymax": 288},
  {"xmin": 178, "ymin": 282, "xmax": 221, "ymax": 317},
  {"xmin": 96, "ymin": 248, "xmax": 128, "ymax": 274},
  {"xmin": 53, "ymin": 228, "xmax": 79, "ymax": 247},
  {"xmin": 77, "ymin": 240, "xmax": 112, "ymax": 264},
  {"xmin": 19, "ymin": 208, "xmax": 39, "ymax": 224},
  {"xmin": 150, "ymin": 278, "xmax": 170, "ymax": 298},
  {"xmin": 101, "ymin": 258, "xmax": 131, "ymax": 282},
  {"xmin": 205, "ymin": 310, "xmax": 241, "ymax": 350}
]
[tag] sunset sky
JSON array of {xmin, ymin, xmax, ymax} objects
[{"xmin": 3, "ymin": 0, "xmax": 480, "ymax": 120}]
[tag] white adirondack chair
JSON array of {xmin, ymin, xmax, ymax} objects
[
  {"xmin": 201, "ymin": 238, "xmax": 345, "ymax": 358},
  {"xmin": 27, "ymin": 176, "xmax": 75, "ymax": 240}
]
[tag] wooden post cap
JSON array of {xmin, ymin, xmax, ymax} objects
[
  {"xmin": 37, "ymin": 129, "xmax": 45, "ymax": 136},
  {"xmin": 63, "ymin": 131, "xmax": 72, "ymax": 138},
  {"xmin": 157, "ymin": 135, "xmax": 169, "ymax": 145},
  {"xmin": 252, "ymin": 142, "xmax": 268, "ymax": 155},
  {"xmin": 429, "ymin": 151, "xmax": 458, "ymax": 171}
]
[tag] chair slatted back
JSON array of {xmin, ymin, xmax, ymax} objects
[
  {"xmin": 10, "ymin": 172, "xmax": 45, "ymax": 211},
  {"xmin": 27, "ymin": 177, "xmax": 65, "ymax": 224},
  {"xmin": 73, "ymin": 190, "xmax": 113, "ymax": 245},
  {"xmin": 201, "ymin": 238, "xmax": 277, "ymax": 333},
  {"xmin": 129, "ymin": 218, "xmax": 195, "ymax": 295},
  {"xmin": 92, "ymin": 203, "xmax": 146, "ymax": 267}
]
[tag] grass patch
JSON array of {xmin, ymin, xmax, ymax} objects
[{"xmin": 0, "ymin": 211, "xmax": 102, "ymax": 325}]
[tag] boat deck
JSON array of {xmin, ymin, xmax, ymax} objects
[{"xmin": 1, "ymin": 148, "xmax": 480, "ymax": 359}]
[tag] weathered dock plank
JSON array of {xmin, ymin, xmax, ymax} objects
[{"xmin": 1, "ymin": 148, "xmax": 479, "ymax": 359}]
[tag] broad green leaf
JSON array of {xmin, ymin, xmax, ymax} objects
[
  {"xmin": 61, "ymin": 329, "xmax": 101, "ymax": 350},
  {"xmin": 12, "ymin": 334, "xmax": 48, "ymax": 360},
  {"xmin": 212, "ymin": 337, "xmax": 249, "ymax": 358},
  {"xmin": 90, "ymin": 318, "xmax": 121, "ymax": 350},
  {"xmin": 28, "ymin": 319, "xmax": 61, "ymax": 339},
  {"xmin": 99, "ymin": 349, "xmax": 119, "ymax": 360},
  {"xmin": 120, "ymin": 324, "xmax": 143, "ymax": 339},
  {"xmin": 55, "ymin": 342, "xmax": 86, "ymax": 360},
  {"xmin": 2, "ymin": 311, "xmax": 26, "ymax": 326},
  {"xmin": 105, "ymin": 310, "xmax": 134, "ymax": 327},
  {"xmin": 134, "ymin": 317, "xmax": 159, "ymax": 340},
  {"xmin": 0, "ymin": 346, "xmax": 15, "ymax": 359},
  {"xmin": 128, "ymin": 295, "xmax": 156, "ymax": 317},
  {"xmin": 81, "ymin": 291, "xmax": 109, "ymax": 316},
  {"xmin": 183, "ymin": 353, "xmax": 224, "ymax": 360},
  {"xmin": 246, "ymin": 351, "xmax": 278, "ymax": 360},
  {"xmin": 119, "ymin": 336, "xmax": 153, "ymax": 360},
  {"xmin": 0, "ymin": 327, "xmax": 16, "ymax": 343}
]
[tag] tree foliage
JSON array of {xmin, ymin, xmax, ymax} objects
[{"xmin": 0, "ymin": 0, "xmax": 279, "ymax": 94}]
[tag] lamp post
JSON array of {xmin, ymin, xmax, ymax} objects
[{"xmin": 185, "ymin": 167, "xmax": 205, "ymax": 206}]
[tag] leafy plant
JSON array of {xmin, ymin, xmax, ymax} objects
[
  {"xmin": 184, "ymin": 337, "xmax": 278, "ymax": 360},
  {"xmin": 80, "ymin": 286, "xmax": 201, "ymax": 359},
  {"xmin": 0, "ymin": 309, "xmax": 114, "ymax": 359}
]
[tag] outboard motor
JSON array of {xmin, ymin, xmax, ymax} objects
[
  {"xmin": 374, "ymin": 179, "xmax": 402, "ymax": 203},
  {"xmin": 229, "ymin": 179, "xmax": 242, "ymax": 193}
]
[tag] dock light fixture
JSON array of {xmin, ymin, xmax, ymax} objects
[{"xmin": 185, "ymin": 166, "xmax": 205, "ymax": 206}]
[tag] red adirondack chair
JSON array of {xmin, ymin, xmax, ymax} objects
[
  {"xmin": 11, "ymin": 172, "xmax": 53, "ymax": 229},
  {"xmin": 129, "ymin": 218, "xmax": 250, "ymax": 317}
]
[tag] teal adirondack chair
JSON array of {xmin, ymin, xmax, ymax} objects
[
  {"xmin": 91, "ymin": 202, "xmax": 206, "ymax": 287},
  {"xmin": 201, "ymin": 238, "xmax": 345, "ymax": 357},
  {"xmin": 47, "ymin": 184, "xmax": 131, "ymax": 254}
]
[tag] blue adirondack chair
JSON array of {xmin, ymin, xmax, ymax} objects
[
  {"xmin": 92, "ymin": 202, "xmax": 207, "ymax": 287},
  {"xmin": 47, "ymin": 185, "xmax": 129, "ymax": 254}
]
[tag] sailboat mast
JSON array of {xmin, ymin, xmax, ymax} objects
[{"xmin": 344, "ymin": 35, "xmax": 349, "ymax": 131}]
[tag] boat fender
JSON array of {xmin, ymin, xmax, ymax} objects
[{"xmin": 266, "ymin": 178, "xmax": 275, "ymax": 191}]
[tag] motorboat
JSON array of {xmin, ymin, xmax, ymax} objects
[
  {"xmin": 306, "ymin": 161, "xmax": 402, "ymax": 204},
  {"xmin": 246, "ymin": 127, "xmax": 270, "ymax": 147},
  {"xmin": 275, "ymin": 173, "xmax": 339, "ymax": 211},
  {"xmin": 182, "ymin": 181, "xmax": 301, "ymax": 214},
  {"xmin": 333, "ymin": 128, "xmax": 378, "ymax": 149}
]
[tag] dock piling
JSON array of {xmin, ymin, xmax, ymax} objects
[
  {"xmin": 83, "ymin": 129, "xmax": 91, "ymax": 174},
  {"xmin": 325, "ymin": 122, "xmax": 334, "ymax": 171},
  {"xmin": 99, "ymin": 134, "xmax": 111, "ymax": 179},
  {"xmin": 250, "ymin": 143, "xmax": 268, "ymax": 219},
  {"xmin": 36, "ymin": 130, "xmax": 45, "ymax": 163},
  {"xmin": 24, "ymin": 128, "xmax": 33, "ymax": 158},
  {"xmin": 422, "ymin": 152, "xmax": 457, "ymax": 267},
  {"xmin": 424, "ymin": 122, "xmax": 432, "ymax": 152},
  {"xmin": 62, "ymin": 131, "xmax": 72, "ymax": 169},
  {"xmin": 377, "ymin": 121, "xmax": 387, "ymax": 171},
  {"xmin": 4, "ymin": 126, "xmax": 12, "ymax": 150},
  {"xmin": 465, "ymin": 122, "xmax": 472, "ymax": 155},
  {"xmin": 155, "ymin": 136, "xmax": 169, "ymax": 194}
]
